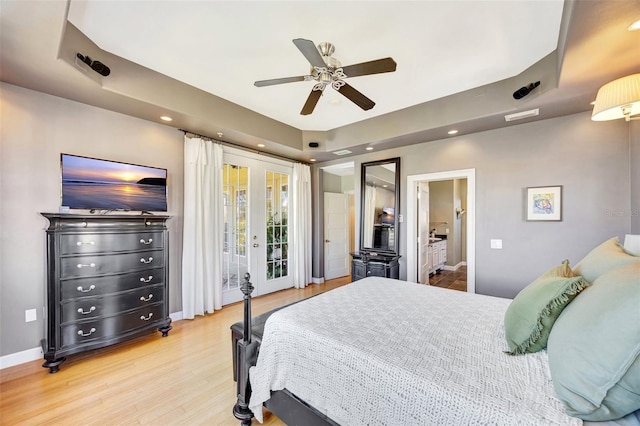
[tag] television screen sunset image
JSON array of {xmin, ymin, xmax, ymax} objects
[{"xmin": 61, "ymin": 154, "xmax": 167, "ymax": 211}]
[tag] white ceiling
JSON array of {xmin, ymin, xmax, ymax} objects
[
  {"xmin": 1, "ymin": 1, "xmax": 639, "ymax": 163},
  {"xmin": 66, "ymin": 0, "xmax": 564, "ymax": 132}
]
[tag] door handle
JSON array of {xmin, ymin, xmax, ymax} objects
[
  {"xmin": 325, "ymin": 239, "xmax": 330, "ymax": 243},
  {"xmin": 253, "ymin": 243, "xmax": 259, "ymax": 247}
]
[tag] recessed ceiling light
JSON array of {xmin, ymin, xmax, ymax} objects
[
  {"xmin": 160, "ymin": 116, "xmax": 172, "ymax": 122},
  {"xmin": 257, "ymin": 143, "xmax": 265, "ymax": 148},
  {"xmin": 309, "ymin": 158, "xmax": 316, "ymax": 162},
  {"xmin": 448, "ymin": 129, "xmax": 458, "ymax": 135},
  {"xmin": 366, "ymin": 147, "xmax": 374, "ymax": 151},
  {"xmin": 628, "ymin": 19, "xmax": 640, "ymax": 31}
]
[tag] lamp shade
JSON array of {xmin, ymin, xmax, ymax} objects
[{"xmin": 591, "ymin": 73, "xmax": 640, "ymax": 121}]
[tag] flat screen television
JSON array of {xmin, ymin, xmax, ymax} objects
[
  {"xmin": 61, "ymin": 153, "xmax": 167, "ymax": 212},
  {"xmin": 381, "ymin": 207, "xmax": 395, "ymax": 225}
]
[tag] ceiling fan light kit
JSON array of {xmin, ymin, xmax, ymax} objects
[{"xmin": 254, "ymin": 38, "xmax": 397, "ymax": 115}]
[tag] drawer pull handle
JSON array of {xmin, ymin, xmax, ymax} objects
[
  {"xmin": 140, "ymin": 276, "xmax": 153, "ymax": 283},
  {"xmin": 140, "ymin": 294, "xmax": 154, "ymax": 302},
  {"xmin": 77, "ymin": 327, "xmax": 96, "ymax": 337},
  {"xmin": 77, "ymin": 263, "xmax": 96, "ymax": 269},
  {"xmin": 140, "ymin": 313, "xmax": 154, "ymax": 321},
  {"xmin": 76, "ymin": 241, "xmax": 95, "ymax": 246},
  {"xmin": 139, "ymin": 238, "xmax": 153, "ymax": 245},
  {"xmin": 140, "ymin": 257, "xmax": 154, "ymax": 264},
  {"xmin": 77, "ymin": 306, "xmax": 96, "ymax": 315},
  {"xmin": 77, "ymin": 285, "xmax": 96, "ymax": 293}
]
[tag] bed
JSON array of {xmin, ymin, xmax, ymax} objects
[{"xmin": 232, "ymin": 236, "xmax": 640, "ymax": 425}]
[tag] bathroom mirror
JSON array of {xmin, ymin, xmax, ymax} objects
[{"xmin": 360, "ymin": 157, "xmax": 400, "ymax": 254}]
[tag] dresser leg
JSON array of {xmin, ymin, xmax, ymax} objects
[
  {"xmin": 42, "ymin": 356, "xmax": 66, "ymax": 374},
  {"xmin": 158, "ymin": 322, "xmax": 172, "ymax": 337}
]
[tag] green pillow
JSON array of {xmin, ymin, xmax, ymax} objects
[
  {"xmin": 573, "ymin": 237, "xmax": 640, "ymax": 283},
  {"xmin": 548, "ymin": 263, "xmax": 640, "ymax": 421},
  {"xmin": 504, "ymin": 260, "xmax": 590, "ymax": 355}
]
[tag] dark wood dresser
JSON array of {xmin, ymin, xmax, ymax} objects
[
  {"xmin": 41, "ymin": 213, "xmax": 172, "ymax": 373},
  {"xmin": 350, "ymin": 252, "xmax": 400, "ymax": 281}
]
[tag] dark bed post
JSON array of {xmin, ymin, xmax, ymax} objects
[{"xmin": 233, "ymin": 272, "xmax": 258, "ymax": 425}]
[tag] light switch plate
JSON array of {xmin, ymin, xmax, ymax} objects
[
  {"xmin": 490, "ymin": 239, "xmax": 503, "ymax": 249},
  {"xmin": 25, "ymin": 308, "xmax": 37, "ymax": 322}
]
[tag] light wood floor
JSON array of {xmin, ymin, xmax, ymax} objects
[{"xmin": 0, "ymin": 277, "xmax": 350, "ymax": 426}]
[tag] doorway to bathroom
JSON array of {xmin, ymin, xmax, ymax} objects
[{"xmin": 406, "ymin": 169, "xmax": 475, "ymax": 293}]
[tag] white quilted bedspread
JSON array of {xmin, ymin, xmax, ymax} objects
[{"xmin": 249, "ymin": 277, "xmax": 582, "ymax": 425}]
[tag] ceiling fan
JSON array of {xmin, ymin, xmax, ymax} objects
[{"xmin": 254, "ymin": 38, "xmax": 397, "ymax": 115}]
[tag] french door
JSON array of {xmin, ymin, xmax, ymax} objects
[{"xmin": 221, "ymin": 150, "xmax": 294, "ymax": 305}]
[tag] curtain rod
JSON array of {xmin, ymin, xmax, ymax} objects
[{"xmin": 179, "ymin": 129, "xmax": 309, "ymax": 165}]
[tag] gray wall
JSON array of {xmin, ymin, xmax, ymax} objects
[
  {"xmin": 1, "ymin": 81, "xmax": 637, "ymax": 359},
  {"xmin": 313, "ymin": 111, "xmax": 635, "ymax": 299},
  {"xmin": 631, "ymin": 121, "xmax": 640, "ymax": 233},
  {"xmin": 1, "ymin": 83, "xmax": 184, "ymax": 357}
]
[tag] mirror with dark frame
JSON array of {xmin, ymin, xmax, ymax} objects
[{"xmin": 360, "ymin": 157, "xmax": 400, "ymax": 255}]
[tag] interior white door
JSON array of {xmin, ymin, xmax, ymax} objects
[
  {"xmin": 417, "ymin": 182, "xmax": 430, "ymax": 284},
  {"xmin": 221, "ymin": 151, "xmax": 293, "ymax": 305},
  {"xmin": 324, "ymin": 192, "xmax": 350, "ymax": 280}
]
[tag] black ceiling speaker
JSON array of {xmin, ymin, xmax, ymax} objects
[
  {"xmin": 76, "ymin": 53, "xmax": 110, "ymax": 77},
  {"xmin": 308, "ymin": 142, "xmax": 320, "ymax": 148},
  {"xmin": 513, "ymin": 81, "xmax": 540, "ymax": 99}
]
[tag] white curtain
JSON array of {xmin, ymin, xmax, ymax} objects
[
  {"xmin": 181, "ymin": 135, "xmax": 224, "ymax": 319},
  {"xmin": 363, "ymin": 184, "xmax": 376, "ymax": 247},
  {"xmin": 291, "ymin": 163, "xmax": 312, "ymax": 288}
]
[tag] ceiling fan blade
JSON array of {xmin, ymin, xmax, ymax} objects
[
  {"xmin": 336, "ymin": 82, "xmax": 375, "ymax": 111},
  {"xmin": 341, "ymin": 57, "xmax": 397, "ymax": 78},
  {"xmin": 301, "ymin": 89, "xmax": 323, "ymax": 115},
  {"xmin": 293, "ymin": 38, "xmax": 326, "ymax": 69},
  {"xmin": 254, "ymin": 75, "xmax": 307, "ymax": 87}
]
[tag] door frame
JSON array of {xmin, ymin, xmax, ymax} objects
[
  {"xmin": 221, "ymin": 147, "xmax": 294, "ymax": 305},
  {"xmin": 406, "ymin": 169, "xmax": 476, "ymax": 293}
]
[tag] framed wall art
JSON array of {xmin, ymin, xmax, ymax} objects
[{"xmin": 527, "ymin": 186, "xmax": 562, "ymax": 221}]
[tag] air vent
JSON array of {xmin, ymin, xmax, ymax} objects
[
  {"xmin": 332, "ymin": 149, "xmax": 352, "ymax": 156},
  {"xmin": 505, "ymin": 108, "xmax": 539, "ymax": 122}
]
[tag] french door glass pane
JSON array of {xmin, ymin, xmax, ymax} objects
[
  {"xmin": 266, "ymin": 171, "xmax": 289, "ymax": 280},
  {"xmin": 223, "ymin": 163, "xmax": 248, "ymax": 291}
]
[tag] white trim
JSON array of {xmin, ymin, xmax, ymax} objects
[
  {"xmin": 443, "ymin": 261, "xmax": 466, "ymax": 272},
  {"xmin": 170, "ymin": 311, "xmax": 184, "ymax": 322},
  {"xmin": 312, "ymin": 277, "xmax": 325, "ymax": 284},
  {"xmin": 406, "ymin": 169, "xmax": 476, "ymax": 293},
  {"xmin": 0, "ymin": 346, "xmax": 42, "ymax": 370}
]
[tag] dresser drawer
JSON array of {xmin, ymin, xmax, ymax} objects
[
  {"xmin": 59, "ymin": 232, "xmax": 164, "ymax": 255},
  {"xmin": 60, "ymin": 285, "xmax": 164, "ymax": 323},
  {"xmin": 60, "ymin": 250, "xmax": 164, "ymax": 278},
  {"xmin": 60, "ymin": 268, "xmax": 164, "ymax": 299},
  {"xmin": 367, "ymin": 262, "xmax": 387, "ymax": 276},
  {"xmin": 60, "ymin": 303, "xmax": 164, "ymax": 348}
]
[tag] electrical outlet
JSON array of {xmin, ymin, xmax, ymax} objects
[
  {"xmin": 25, "ymin": 309, "xmax": 37, "ymax": 322},
  {"xmin": 490, "ymin": 239, "xmax": 503, "ymax": 249}
]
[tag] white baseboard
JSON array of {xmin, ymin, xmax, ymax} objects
[
  {"xmin": 0, "ymin": 346, "xmax": 42, "ymax": 370},
  {"xmin": 312, "ymin": 277, "xmax": 325, "ymax": 284},
  {"xmin": 1, "ymin": 312, "xmax": 184, "ymax": 370},
  {"xmin": 443, "ymin": 261, "xmax": 467, "ymax": 272}
]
